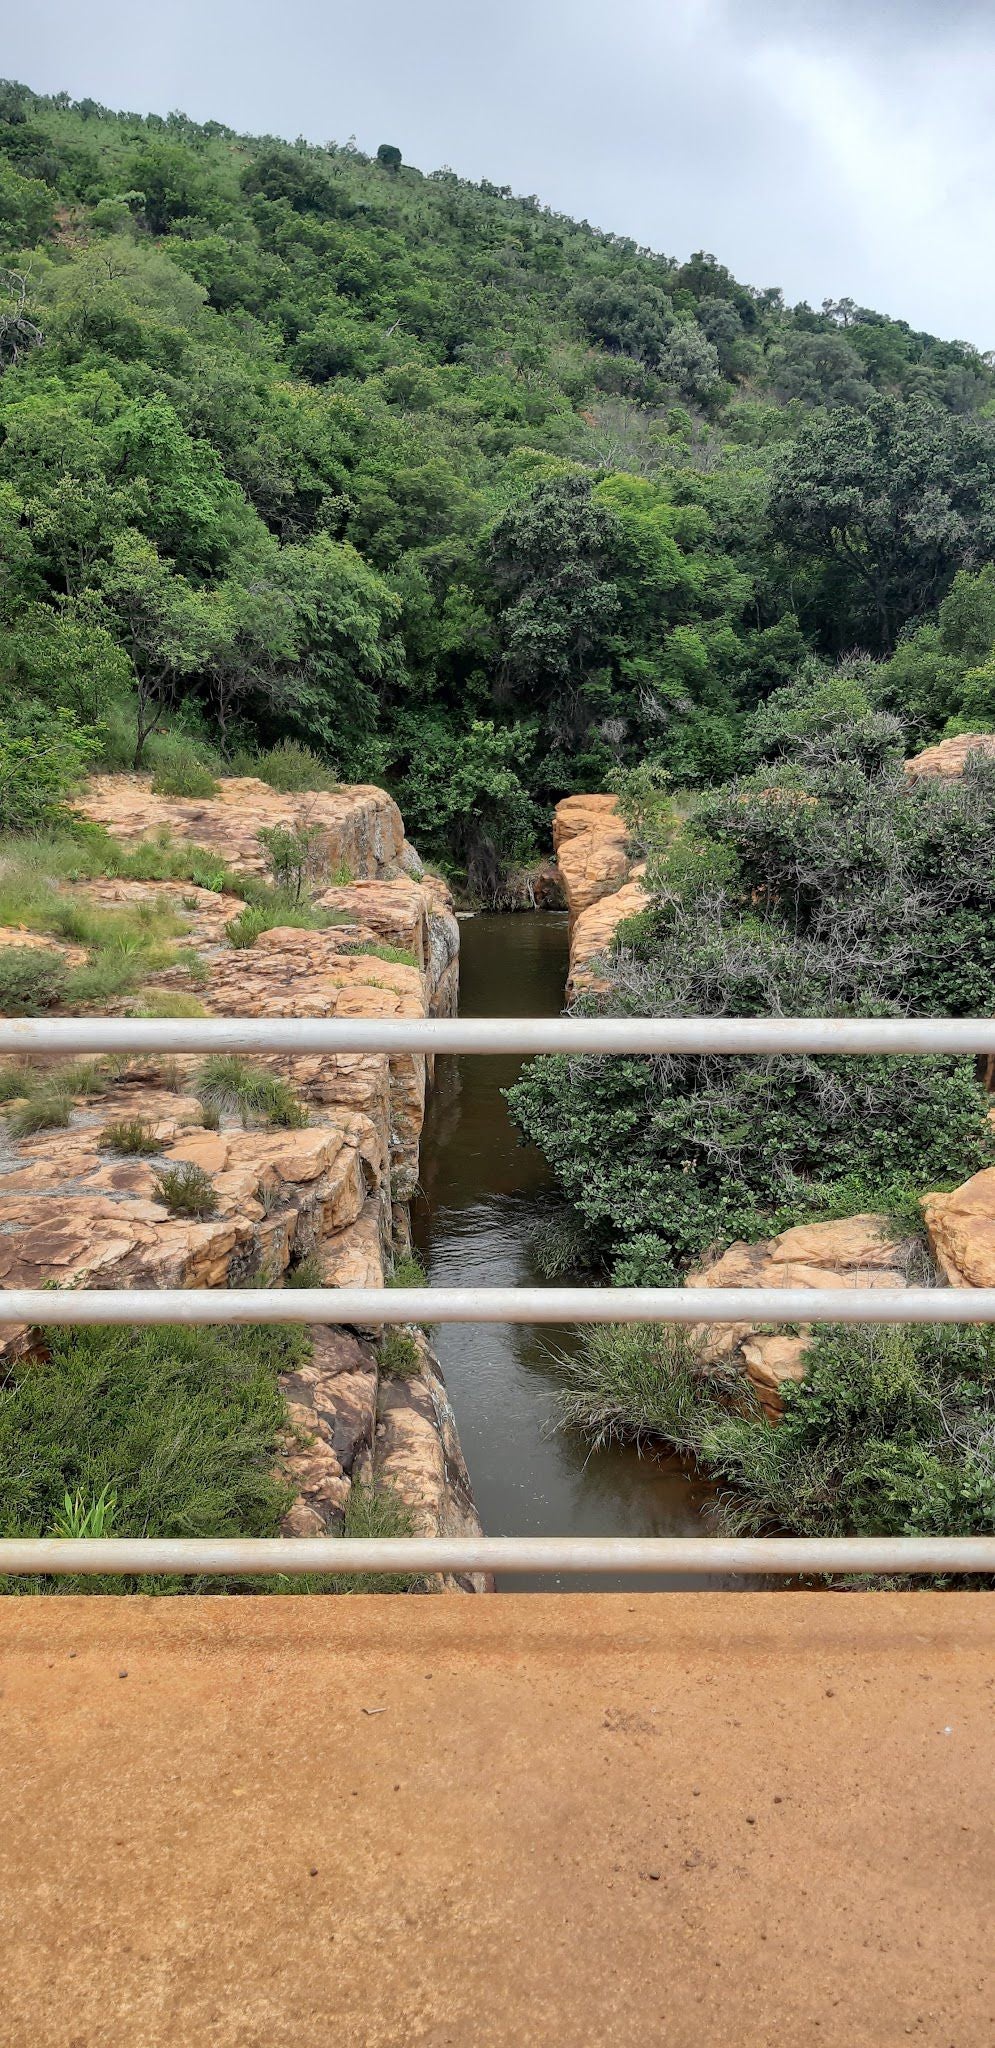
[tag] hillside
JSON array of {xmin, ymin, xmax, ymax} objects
[{"xmin": 3, "ymin": 77, "xmax": 995, "ymax": 890}]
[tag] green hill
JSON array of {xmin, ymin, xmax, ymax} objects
[{"xmin": 2, "ymin": 75, "xmax": 995, "ymax": 887}]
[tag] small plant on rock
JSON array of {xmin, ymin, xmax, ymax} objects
[
  {"xmin": 6, "ymin": 1089, "xmax": 73, "ymax": 1138},
  {"xmin": 152, "ymin": 1161, "xmax": 219, "ymax": 1218},
  {"xmin": 196, "ymin": 1055, "xmax": 308, "ymax": 1129},
  {"xmin": 377, "ymin": 1329, "xmax": 421, "ymax": 1379},
  {"xmin": 100, "ymin": 1119, "xmax": 159, "ymax": 1157}
]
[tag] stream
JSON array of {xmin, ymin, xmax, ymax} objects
[{"xmin": 412, "ymin": 910, "xmax": 723, "ymax": 1591}]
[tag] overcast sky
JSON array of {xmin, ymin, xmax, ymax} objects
[{"xmin": 7, "ymin": 0, "xmax": 995, "ymax": 346}]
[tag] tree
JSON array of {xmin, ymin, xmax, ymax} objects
[
  {"xmin": 376, "ymin": 144, "xmax": 402, "ymax": 173},
  {"xmin": 768, "ymin": 397, "xmax": 995, "ymax": 649},
  {"xmin": 95, "ymin": 532, "xmax": 222, "ymax": 766},
  {"xmin": 489, "ymin": 473, "xmax": 621, "ymax": 752}
]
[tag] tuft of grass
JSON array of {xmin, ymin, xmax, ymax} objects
[
  {"xmin": 553, "ymin": 1323, "xmax": 739, "ymax": 1455},
  {"xmin": 100, "ymin": 1119, "xmax": 160, "ymax": 1157},
  {"xmin": 50, "ymin": 1483, "xmax": 118, "ymax": 1538},
  {"xmin": 153, "ymin": 1161, "xmax": 219, "ymax": 1218},
  {"xmin": 131, "ymin": 990, "xmax": 209, "ymax": 1019},
  {"xmin": 377, "ymin": 1329, "xmax": 422, "ymax": 1379},
  {"xmin": 275, "ymin": 1481, "xmax": 420, "ymax": 1596},
  {"xmin": 224, "ymin": 900, "xmax": 348, "ymax": 948},
  {"xmin": 6, "ymin": 1089, "xmax": 73, "ymax": 1139},
  {"xmin": 0, "ymin": 1060, "xmax": 43, "ymax": 1102},
  {"xmin": 341, "ymin": 940, "xmax": 419, "ymax": 968},
  {"xmin": 232, "ymin": 740, "xmax": 339, "ymax": 794},
  {"xmin": 389, "ymin": 1251, "xmax": 427, "ymax": 1288},
  {"xmin": 284, "ymin": 1253, "xmax": 323, "ymax": 1288},
  {"xmin": 196, "ymin": 1055, "xmax": 308, "ymax": 1129}
]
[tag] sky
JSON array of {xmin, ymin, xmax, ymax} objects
[{"xmin": 6, "ymin": 0, "xmax": 995, "ymax": 347}]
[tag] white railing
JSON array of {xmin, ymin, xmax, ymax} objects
[{"xmin": 1, "ymin": 1014, "xmax": 993, "ymax": 1583}]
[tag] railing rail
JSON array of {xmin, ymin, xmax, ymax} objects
[{"xmin": 2, "ymin": 1012, "xmax": 993, "ymax": 1582}]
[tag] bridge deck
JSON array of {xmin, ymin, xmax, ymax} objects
[{"xmin": 2, "ymin": 1592, "xmax": 992, "ymax": 2046}]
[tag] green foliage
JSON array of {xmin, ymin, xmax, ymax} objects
[
  {"xmin": 195, "ymin": 1054, "xmax": 308, "ymax": 1128},
  {"xmin": 237, "ymin": 740, "xmax": 338, "ymax": 792},
  {"xmin": 0, "ymin": 1322, "xmax": 302, "ymax": 1571},
  {"xmin": 6, "ymin": 1086, "xmax": 72, "ymax": 1137},
  {"xmin": 151, "ymin": 749, "xmax": 221, "ymax": 798},
  {"xmin": 389, "ymin": 1251, "xmax": 427, "ymax": 1287},
  {"xmin": 510, "ymin": 678, "xmax": 995, "ymax": 1281},
  {"xmin": 256, "ymin": 821, "xmax": 320, "ymax": 901},
  {"xmin": 0, "ymin": 704, "xmax": 100, "ymax": 831},
  {"xmin": 377, "ymin": 1329, "xmax": 422, "ymax": 1378},
  {"xmin": 50, "ymin": 1483, "xmax": 119, "ymax": 1540},
  {"xmin": 0, "ymin": 944, "xmax": 68, "ymax": 1014},
  {"xmin": 152, "ymin": 1160, "xmax": 219, "ymax": 1217}
]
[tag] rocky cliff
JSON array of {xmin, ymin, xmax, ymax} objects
[
  {"xmin": 551, "ymin": 794, "xmax": 648, "ymax": 998},
  {"xmin": 0, "ymin": 776, "xmax": 483, "ymax": 1582}
]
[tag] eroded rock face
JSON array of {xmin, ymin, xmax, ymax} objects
[
  {"xmin": 80, "ymin": 775, "xmax": 405, "ymax": 879},
  {"xmin": 550, "ymin": 793, "xmax": 649, "ymax": 995},
  {"xmin": 688, "ymin": 1216, "xmax": 912, "ymax": 1420},
  {"xmin": 922, "ymin": 1167, "xmax": 995, "ymax": 1286},
  {"xmin": 904, "ymin": 733, "xmax": 995, "ymax": 780}
]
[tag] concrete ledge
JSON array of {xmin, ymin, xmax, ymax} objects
[{"xmin": 2, "ymin": 1592, "xmax": 993, "ymax": 2045}]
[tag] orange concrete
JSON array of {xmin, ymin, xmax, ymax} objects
[{"xmin": 2, "ymin": 1592, "xmax": 994, "ymax": 2047}]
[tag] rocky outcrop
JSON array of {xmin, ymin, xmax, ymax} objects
[
  {"xmin": 922, "ymin": 1166, "xmax": 995, "ymax": 1287},
  {"xmin": 551, "ymin": 793, "xmax": 649, "ymax": 997},
  {"xmin": 80, "ymin": 775, "xmax": 406, "ymax": 880},
  {"xmin": 904, "ymin": 733, "xmax": 995, "ymax": 780},
  {"xmin": 0, "ymin": 776, "xmax": 485, "ymax": 1578},
  {"xmin": 688, "ymin": 1216, "xmax": 915, "ymax": 1420}
]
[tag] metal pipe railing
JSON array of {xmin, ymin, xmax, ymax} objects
[
  {"xmin": 1, "ymin": 1286, "xmax": 993, "ymax": 1326},
  {"xmin": 1, "ymin": 1535, "xmax": 994, "ymax": 1576},
  {"xmin": 2, "ymin": 1010, "xmax": 994, "ymax": 1584},
  {"xmin": 2, "ymin": 1016, "xmax": 995, "ymax": 1057}
]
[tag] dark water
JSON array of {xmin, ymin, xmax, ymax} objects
[{"xmin": 412, "ymin": 911, "xmax": 722, "ymax": 1591}]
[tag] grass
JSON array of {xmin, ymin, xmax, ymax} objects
[
  {"xmin": 152, "ymin": 1161, "xmax": 219, "ymax": 1217},
  {"xmin": 0, "ymin": 1321, "xmax": 307, "ymax": 1594},
  {"xmin": 224, "ymin": 900, "xmax": 350, "ymax": 948},
  {"xmin": 100, "ymin": 1119, "xmax": 160, "ymax": 1157},
  {"xmin": 284, "ymin": 1253, "xmax": 324, "ymax": 1288},
  {"xmin": 5, "ymin": 1089, "xmax": 73, "ymax": 1138},
  {"xmin": 196, "ymin": 1055, "xmax": 308, "ymax": 1129},
  {"xmin": 553, "ymin": 1323, "xmax": 743, "ymax": 1456},
  {"xmin": 377, "ymin": 1329, "xmax": 422, "ymax": 1379},
  {"xmin": 230, "ymin": 739, "xmax": 339, "ymax": 794},
  {"xmin": 151, "ymin": 760, "xmax": 221, "ymax": 800},
  {"xmin": 340, "ymin": 940, "xmax": 419, "ymax": 969},
  {"xmin": 0, "ymin": 946, "xmax": 70, "ymax": 1014},
  {"xmin": 273, "ymin": 1481, "xmax": 421, "ymax": 1596},
  {"xmin": 389, "ymin": 1251, "xmax": 427, "ymax": 1288},
  {"xmin": 131, "ymin": 990, "xmax": 209, "ymax": 1019}
]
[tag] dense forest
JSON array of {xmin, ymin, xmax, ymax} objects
[{"xmin": 3, "ymin": 79, "xmax": 995, "ymax": 891}]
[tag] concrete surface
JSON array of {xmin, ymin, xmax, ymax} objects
[{"xmin": 2, "ymin": 1592, "xmax": 993, "ymax": 2047}]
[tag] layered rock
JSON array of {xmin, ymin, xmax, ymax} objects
[
  {"xmin": 80, "ymin": 775, "xmax": 406, "ymax": 880},
  {"xmin": 687, "ymin": 1216, "xmax": 914, "ymax": 1420},
  {"xmin": 922, "ymin": 1167, "xmax": 995, "ymax": 1287},
  {"xmin": 551, "ymin": 793, "xmax": 649, "ymax": 997}
]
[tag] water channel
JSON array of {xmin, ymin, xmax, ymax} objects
[{"xmin": 412, "ymin": 910, "xmax": 723, "ymax": 1590}]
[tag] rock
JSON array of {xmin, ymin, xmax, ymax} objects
[
  {"xmin": 904, "ymin": 733, "xmax": 995, "ymax": 780},
  {"xmin": 553, "ymin": 797, "xmax": 631, "ymax": 932},
  {"xmin": 688, "ymin": 1214, "xmax": 911, "ymax": 1418},
  {"xmin": 78, "ymin": 775, "xmax": 405, "ymax": 881},
  {"xmin": 922, "ymin": 1167, "xmax": 995, "ymax": 1285},
  {"xmin": 568, "ymin": 866, "xmax": 649, "ymax": 998}
]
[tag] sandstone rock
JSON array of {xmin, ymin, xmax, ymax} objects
[
  {"xmin": 904, "ymin": 733, "xmax": 995, "ymax": 780},
  {"xmin": 568, "ymin": 866, "xmax": 649, "ymax": 998},
  {"xmin": 78, "ymin": 775, "xmax": 405, "ymax": 881},
  {"xmin": 688, "ymin": 1214, "xmax": 910, "ymax": 1418},
  {"xmin": 922, "ymin": 1167, "xmax": 995, "ymax": 1286}
]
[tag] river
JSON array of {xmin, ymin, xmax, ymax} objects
[{"xmin": 412, "ymin": 910, "xmax": 721, "ymax": 1590}]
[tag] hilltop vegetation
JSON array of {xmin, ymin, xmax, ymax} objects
[{"xmin": 2, "ymin": 79, "xmax": 995, "ymax": 889}]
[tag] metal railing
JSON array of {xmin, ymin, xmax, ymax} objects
[{"xmin": 1, "ymin": 1013, "xmax": 994, "ymax": 1583}]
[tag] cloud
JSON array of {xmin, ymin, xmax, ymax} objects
[{"xmin": 5, "ymin": 0, "xmax": 995, "ymax": 344}]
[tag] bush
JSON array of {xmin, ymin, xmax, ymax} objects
[
  {"xmin": 0, "ymin": 946, "xmax": 68, "ymax": 1015},
  {"xmin": 0, "ymin": 706, "xmax": 100, "ymax": 833},
  {"xmin": 236, "ymin": 740, "xmax": 338, "ymax": 793},
  {"xmin": 152, "ymin": 1161, "xmax": 219, "ymax": 1217},
  {"xmin": 151, "ymin": 757, "xmax": 221, "ymax": 799},
  {"xmin": 6, "ymin": 1089, "xmax": 72, "ymax": 1138},
  {"xmin": 224, "ymin": 899, "xmax": 347, "ymax": 948},
  {"xmin": 257, "ymin": 822, "xmax": 321, "ymax": 901}
]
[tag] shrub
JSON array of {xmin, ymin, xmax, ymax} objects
[
  {"xmin": 388, "ymin": 1251, "xmax": 427, "ymax": 1288},
  {"xmin": 257, "ymin": 822, "xmax": 321, "ymax": 902},
  {"xmin": 150, "ymin": 755, "xmax": 221, "ymax": 799},
  {"xmin": 0, "ymin": 946, "xmax": 68, "ymax": 1015},
  {"xmin": 100, "ymin": 1119, "xmax": 159, "ymax": 1156},
  {"xmin": 224, "ymin": 899, "xmax": 347, "ymax": 948},
  {"xmin": 0, "ymin": 705, "xmax": 100, "ymax": 833},
  {"xmin": 377, "ymin": 1329, "xmax": 421, "ymax": 1378},
  {"xmin": 236, "ymin": 740, "xmax": 338, "ymax": 793},
  {"xmin": 196, "ymin": 1055, "xmax": 308, "ymax": 1129},
  {"xmin": 152, "ymin": 1161, "xmax": 219, "ymax": 1217}
]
